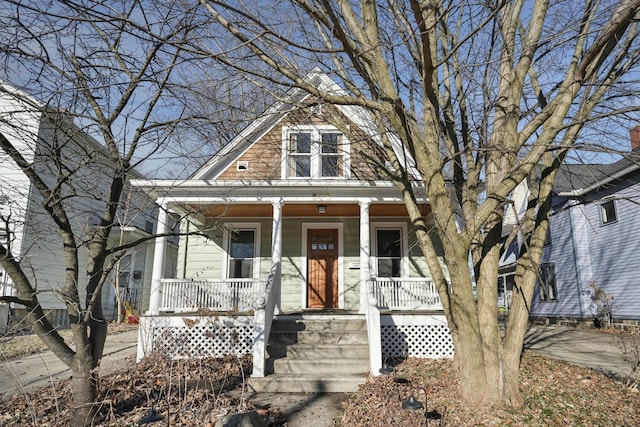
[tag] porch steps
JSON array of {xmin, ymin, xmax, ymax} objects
[{"xmin": 249, "ymin": 314, "xmax": 370, "ymax": 393}]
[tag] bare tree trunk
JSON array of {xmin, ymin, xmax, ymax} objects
[{"xmin": 71, "ymin": 369, "xmax": 100, "ymax": 426}]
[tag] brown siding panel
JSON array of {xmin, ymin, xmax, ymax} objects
[{"xmin": 216, "ymin": 103, "xmax": 389, "ymax": 181}]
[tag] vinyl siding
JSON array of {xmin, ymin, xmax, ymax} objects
[
  {"xmin": 532, "ymin": 207, "xmax": 582, "ymax": 318},
  {"xmin": 0, "ymin": 100, "xmax": 157, "ymax": 311},
  {"xmin": 0, "ymin": 88, "xmax": 40, "ymax": 265},
  {"xmin": 536, "ymin": 171, "xmax": 640, "ymax": 321},
  {"xmin": 176, "ymin": 225, "xmax": 225, "ymax": 279},
  {"xmin": 585, "ymin": 178, "xmax": 640, "ymax": 320}
]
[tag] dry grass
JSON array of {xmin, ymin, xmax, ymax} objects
[
  {"xmin": 1, "ymin": 351, "xmax": 638, "ymax": 426},
  {"xmin": 2, "ymin": 326, "xmax": 639, "ymax": 426},
  {"xmin": 335, "ymin": 351, "xmax": 640, "ymax": 426},
  {"xmin": 0, "ymin": 354, "xmax": 283, "ymax": 427}
]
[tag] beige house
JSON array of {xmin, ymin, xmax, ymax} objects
[{"xmin": 133, "ymin": 71, "xmax": 453, "ymax": 392}]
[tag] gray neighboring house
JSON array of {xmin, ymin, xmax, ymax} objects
[
  {"xmin": 0, "ymin": 82, "xmax": 174, "ymax": 330},
  {"xmin": 500, "ymin": 127, "xmax": 640, "ymax": 328}
]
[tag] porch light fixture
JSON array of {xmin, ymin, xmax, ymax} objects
[
  {"xmin": 317, "ymin": 205, "xmax": 327, "ymax": 214},
  {"xmin": 401, "ymin": 386, "xmax": 441, "ymax": 426}
]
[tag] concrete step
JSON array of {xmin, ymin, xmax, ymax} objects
[
  {"xmin": 285, "ymin": 343, "xmax": 369, "ymax": 359},
  {"xmin": 267, "ymin": 342, "xmax": 370, "ymax": 359},
  {"xmin": 272, "ymin": 357, "xmax": 369, "ymax": 374},
  {"xmin": 271, "ymin": 318, "xmax": 367, "ymax": 332},
  {"xmin": 269, "ymin": 330, "xmax": 368, "ymax": 345},
  {"xmin": 254, "ymin": 315, "xmax": 370, "ymax": 392},
  {"xmin": 248, "ymin": 373, "xmax": 368, "ymax": 393}
]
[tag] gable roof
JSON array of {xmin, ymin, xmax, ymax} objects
[
  {"xmin": 190, "ymin": 69, "xmax": 419, "ymax": 181},
  {"xmin": 0, "ymin": 80, "xmax": 147, "ymax": 180},
  {"xmin": 555, "ymin": 151, "xmax": 640, "ymax": 196}
]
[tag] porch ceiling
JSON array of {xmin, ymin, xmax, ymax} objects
[{"xmin": 188, "ymin": 203, "xmax": 431, "ymax": 217}]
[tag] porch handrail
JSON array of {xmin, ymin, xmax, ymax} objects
[
  {"xmin": 252, "ymin": 261, "xmax": 280, "ymax": 377},
  {"xmin": 159, "ymin": 278, "xmax": 265, "ymax": 312},
  {"xmin": 365, "ymin": 279, "xmax": 383, "ymax": 376},
  {"xmin": 371, "ymin": 277, "xmax": 443, "ymax": 310}
]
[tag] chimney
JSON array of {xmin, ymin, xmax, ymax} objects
[{"xmin": 631, "ymin": 125, "xmax": 640, "ymax": 151}]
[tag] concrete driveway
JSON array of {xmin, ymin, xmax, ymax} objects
[
  {"xmin": 524, "ymin": 324, "xmax": 634, "ymax": 381},
  {"xmin": 0, "ymin": 328, "xmax": 138, "ymax": 400}
]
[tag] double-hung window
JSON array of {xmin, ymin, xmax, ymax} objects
[
  {"xmin": 538, "ymin": 263, "xmax": 557, "ymax": 302},
  {"xmin": 283, "ymin": 126, "xmax": 349, "ymax": 178},
  {"xmin": 288, "ymin": 132, "xmax": 312, "ymax": 177},
  {"xmin": 373, "ymin": 224, "xmax": 407, "ymax": 277},
  {"xmin": 225, "ymin": 225, "xmax": 260, "ymax": 279}
]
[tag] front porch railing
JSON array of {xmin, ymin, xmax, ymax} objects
[
  {"xmin": 160, "ymin": 278, "xmax": 266, "ymax": 312},
  {"xmin": 371, "ymin": 278, "xmax": 442, "ymax": 310}
]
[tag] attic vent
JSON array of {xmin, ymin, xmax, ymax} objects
[
  {"xmin": 311, "ymin": 104, "xmax": 322, "ymax": 115},
  {"xmin": 236, "ymin": 161, "xmax": 248, "ymax": 171}
]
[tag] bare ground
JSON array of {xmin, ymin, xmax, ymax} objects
[
  {"xmin": 1, "ymin": 325, "xmax": 639, "ymax": 426},
  {"xmin": 0, "ymin": 350, "xmax": 637, "ymax": 426}
]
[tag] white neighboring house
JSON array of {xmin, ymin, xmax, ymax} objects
[{"xmin": 0, "ymin": 82, "xmax": 175, "ymax": 330}]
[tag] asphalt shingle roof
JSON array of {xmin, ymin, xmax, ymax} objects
[{"xmin": 554, "ymin": 151, "xmax": 640, "ymax": 195}]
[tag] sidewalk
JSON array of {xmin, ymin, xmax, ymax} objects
[
  {"xmin": 524, "ymin": 324, "xmax": 633, "ymax": 381},
  {"xmin": 0, "ymin": 328, "xmax": 138, "ymax": 400}
]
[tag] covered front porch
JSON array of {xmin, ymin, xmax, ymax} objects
[{"xmin": 133, "ymin": 180, "xmax": 453, "ymax": 378}]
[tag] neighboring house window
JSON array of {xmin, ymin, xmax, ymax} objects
[
  {"xmin": 283, "ymin": 126, "xmax": 349, "ymax": 178},
  {"xmin": 600, "ymin": 199, "xmax": 617, "ymax": 225},
  {"xmin": 373, "ymin": 224, "xmax": 407, "ymax": 277},
  {"xmin": 544, "ymin": 226, "xmax": 552, "ymax": 246},
  {"xmin": 538, "ymin": 263, "xmax": 557, "ymax": 302},
  {"xmin": 225, "ymin": 224, "xmax": 260, "ymax": 279}
]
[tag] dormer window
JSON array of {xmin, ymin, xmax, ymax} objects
[{"xmin": 282, "ymin": 126, "xmax": 350, "ymax": 179}]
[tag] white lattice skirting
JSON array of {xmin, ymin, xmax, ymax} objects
[
  {"xmin": 137, "ymin": 315, "xmax": 254, "ymax": 360},
  {"xmin": 381, "ymin": 314, "xmax": 454, "ymax": 358},
  {"xmin": 137, "ymin": 313, "xmax": 454, "ymax": 363}
]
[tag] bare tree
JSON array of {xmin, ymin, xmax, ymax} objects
[
  {"xmin": 195, "ymin": 0, "xmax": 640, "ymax": 407},
  {"xmin": 0, "ymin": 1, "xmax": 224, "ymax": 424}
]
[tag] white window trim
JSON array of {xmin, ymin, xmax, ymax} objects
[
  {"xmin": 281, "ymin": 125, "xmax": 351, "ymax": 179},
  {"xmin": 371, "ymin": 222, "xmax": 409, "ymax": 278},
  {"xmin": 301, "ymin": 223, "xmax": 344, "ymax": 309},
  {"xmin": 222, "ymin": 222, "xmax": 261, "ymax": 279},
  {"xmin": 599, "ymin": 198, "xmax": 617, "ymax": 225}
]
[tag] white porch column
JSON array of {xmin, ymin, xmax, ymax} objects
[
  {"xmin": 272, "ymin": 199, "xmax": 284, "ymax": 313},
  {"xmin": 359, "ymin": 200, "xmax": 371, "ymax": 313},
  {"xmin": 148, "ymin": 198, "xmax": 168, "ymax": 315}
]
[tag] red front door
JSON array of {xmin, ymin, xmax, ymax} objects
[{"xmin": 307, "ymin": 229, "xmax": 338, "ymax": 308}]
